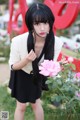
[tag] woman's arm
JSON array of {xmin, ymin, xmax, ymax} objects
[
  {"xmin": 11, "ymin": 49, "xmax": 36, "ymax": 70},
  {"xmin": 9, "ymin": 37, "xmax": 36, "ymax": 70},
  {"xmin": 54, "ymin": 36, "xmax": 63, "ymax": 61}
]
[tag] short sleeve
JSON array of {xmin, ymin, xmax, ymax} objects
[
  {"xmin": 9, "ymin": 38, "xmax": 20, "ymax": 69},
  {"xmin": 54, "ymin": 36, "xmax": 63, "ymax": 61}
]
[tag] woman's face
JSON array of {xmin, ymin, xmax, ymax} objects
[{"xmin": 33, "ymin": 22, "xmax": 50, "ymax": 38}]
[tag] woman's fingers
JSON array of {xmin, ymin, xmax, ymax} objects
[{"xmin": 27, "ymin": 49, "xmax": 37, "ymax": 61}]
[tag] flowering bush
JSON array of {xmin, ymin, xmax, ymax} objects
[{"xmin": 39, "ymin": 57, "xmax": 80, "ymax": 113}]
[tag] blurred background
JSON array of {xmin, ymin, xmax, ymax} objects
[
  {"xmin": 0, "ymin": 0, "xmax": 80, "ymax": 84},
  {"xmin": 0, "ymin": 1, "xmax": 80, "ymax": 120}
]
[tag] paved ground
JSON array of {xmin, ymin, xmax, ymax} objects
[{"xmin": 0, "ymin": 63, "xmax": 10, "ymax": 85}]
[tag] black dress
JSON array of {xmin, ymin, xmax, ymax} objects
[
  {"xmin": 9, "ymin": 34, "xmax": 49, "ymax": 103},
  {"xmin": 9, "ymin": 70, "xmax": 42, "ymax": 103}
]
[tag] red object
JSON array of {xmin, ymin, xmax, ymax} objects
[
  {"xmin": 8, "ymin": 0, "xmax": 80, "ymax": 33},
  {"xmin": 8, "ymin": 0, "xmax": 80, "ymax": 72},
  {"xmin": 58, "ymin": 52, "xmax": 80, "ymax": 72},
  {"xmin": 8, "ymin": 0, "xmax": 28, "ymax": 34}
]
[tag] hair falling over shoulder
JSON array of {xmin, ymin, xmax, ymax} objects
[{"xmin": 26, "ymin": 3, "xmax": 55, "ymax": 86}]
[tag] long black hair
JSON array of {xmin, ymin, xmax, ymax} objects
[{"xmin": 25, "ymin": 3, "xmax": 55, "ymax": 88}]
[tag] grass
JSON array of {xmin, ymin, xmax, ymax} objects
[{"xmin": 0, "ymin": 86, "xmax": 80, "ymax": 120}]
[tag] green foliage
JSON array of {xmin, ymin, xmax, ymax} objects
[
  {"xmin": 46, "ymin": 62, "xmax": 80, "ymax": 114},
  {"xmin": 0, "ymin": 40, "xmax": 10, "ymax": 63},
  {"xmin": 0, "ymin": 0, "xmax": 8, "ymax": 4},
  {"xmin": 56, "ymin": 29, "xmax": 70, "ymax": 37},
  {"xmin": 62, "ymin": 47, "xmax": 80, "ymax": 59},
  {"xmin": 0, "ymin": 86, "xmax": 80, "ymax": 120},
  {"xmin": 0, "ymin": 0, "xmax": 17, "ymax": 4}
]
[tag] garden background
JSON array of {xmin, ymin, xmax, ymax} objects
[{"xmin": 0, "ymin": 0, "xmax": 80, "ymax": 120}]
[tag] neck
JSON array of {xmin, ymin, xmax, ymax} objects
[
  {"xmin": 33, "ymin": 32, "xmax": 46, "ymax": 43},
  {"xmin": 36, "ymin": 35, "xmax": 45, "ymax": 42}
]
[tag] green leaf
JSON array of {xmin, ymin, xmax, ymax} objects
[
  {"xmin": 71, "ymin": 63, "xmax": 76, "ymax": 70},
  {"xmin": 46, "ymin": 80, "xmax": 52, "ymax": 84}
]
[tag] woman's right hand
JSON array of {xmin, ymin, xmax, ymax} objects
[
  {"xmin": 26, "ymin": 49, "xmax": 37, "ymax": 62},
  {"xmin": 10, "ymin": 50, "xmax": 37, "ymax": 70}
]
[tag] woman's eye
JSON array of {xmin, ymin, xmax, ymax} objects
[
  {"xmin": 37, "ymin": 23, "xmax": 41, "ymax": 25},
  {"xmin": 45, "ymin": 22, "xmax": 48, "ymax": 24},
  {"xmin": 34, "ymin": 23, "xmax": 39, "ymax": 25}
]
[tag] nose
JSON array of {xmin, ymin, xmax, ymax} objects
[{"xmin": 40, "ymin": 23, "xmax": 45, "ymax": 30}]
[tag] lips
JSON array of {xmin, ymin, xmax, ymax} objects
[{"xmin": 39, "ymin": 32, "xmax": 45, "ymax": 35}]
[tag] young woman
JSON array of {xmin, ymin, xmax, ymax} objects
[{"xmin": 9, "ymin": 3, "xmax": 63, "ymax": 120}]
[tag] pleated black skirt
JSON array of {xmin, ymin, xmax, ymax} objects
[{"xmin": 9, "ymin": 70, "xmax": 42, "ymax": 103}]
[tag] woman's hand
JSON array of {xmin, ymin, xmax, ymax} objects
[
  {"xmin": 11, "ymin": 49, "xmax": 37, "ymax": 70},
  {"xmin": 26, "ymin": 49, "xmax": 37, "ymax": 62},
  {"xmin": 59, "ymin": 58, "xmax": 68, "ymax": 65}
]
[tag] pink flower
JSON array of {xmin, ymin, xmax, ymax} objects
[
  {"xmin": 75, "ymin": 43, "xmax": 78, "ymax": 47},
  {"xmin": 75, "ymin": 91, "xmax": 80, "ymax": 98},
  {"xmin": 75, "ymin": 72, "xmax": 80, "ymax": 79},
  {"xmin": 67, "ymin": 57, "xmax": 73, "ymax": 63},
  {"xmin": 39, "ymin": 60, "xmax": 61, "ymax": 77}
]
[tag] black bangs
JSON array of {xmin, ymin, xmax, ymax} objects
[
  {"xmin": 25, "ymin": 3, "xmax": 55, "ymax": 31},
  {"xmin": 32, "ymin": 10, "xmax": 49, "ymax": 24}
]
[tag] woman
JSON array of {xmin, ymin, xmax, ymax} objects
[{"xmin": 9, "ymin": 3, "xmax": 63, "ymax": 120}]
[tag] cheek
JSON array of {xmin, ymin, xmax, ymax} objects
[
  {"xmin": 34, "ymin": 27, "xmax": 39, "ymax": 32},
  {"xmin": 46, "ymin": 25, "xmax": 50, "ymax": 31},
  {"xmin": 33, "ymin": 26, "xmax": 38, "ymax": 31}
]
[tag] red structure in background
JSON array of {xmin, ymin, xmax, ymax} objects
[{"xmin": 8, "ymin": 0, "xmax": 80, "ymax": 72}]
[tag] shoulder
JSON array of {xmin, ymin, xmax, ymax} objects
[
  {"xmin": 11, "ymin": 32, "xmax": 29, "ymax": 45},
  {"xmin": 55, "ymin": 36, "xmax": 63, "ymax": 46},
  {"xmin": 53, "ymin": 36, "xmax": 63, "ymax": 61},
  {"xmin": 55, "ymin": 36, "xmax": 63, "ymax": 49}
]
